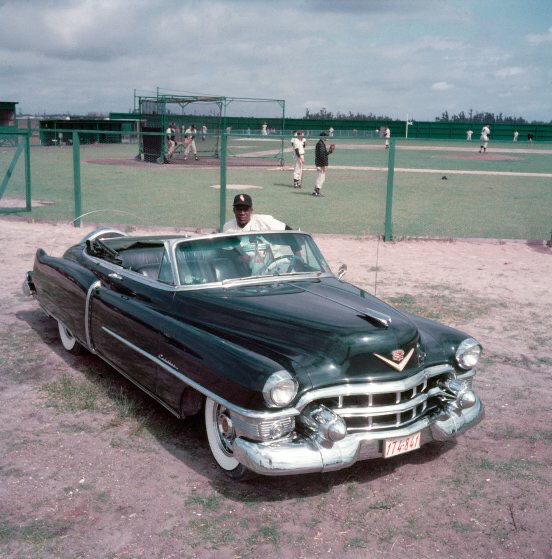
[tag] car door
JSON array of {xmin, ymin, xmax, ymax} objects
[{"xmin": 89, "ymin": 260, "xmax": 174, "ymax": 397}]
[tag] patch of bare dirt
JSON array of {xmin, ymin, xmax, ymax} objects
[{"xmin": 0, "ymin": 218, "xmax": 551, "ymax": 559}]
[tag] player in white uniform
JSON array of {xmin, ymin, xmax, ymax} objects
[
  {"xmin": 290, "ymin": 131, "xmax": 306, "ymax": 188},
  {"xmin": 384, "ymin": 127, "xmax": 391, "ymax": 149},
  {"xmin": 479, "ymin": 124, "xmax": 490, "ymax": 153},
  {"xmin": 201, "ymin": 124, "xmax": 207, "ymax": 141},
  {"xmin": 328, "ymin": 127, "xmax": 334, "ymax": 137},
  {"xmin": 166, "ymin": 123, "xmax": 176, "ymax": 161},
  {"xmin": 261, "ymin": 122, "xmax": 268, "ymax": 135},
  {"xmin": 513, "ymin": 130, "xmax": 519, "ymax": 142},
  {"xmin": 466, "ymin": 129, "xmax": 473, "ymax": 141},
  {"xmin": 184, "ymin": 124, "xmax": 199, "ymax": 160}
]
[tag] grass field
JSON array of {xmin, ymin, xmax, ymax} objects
[{"xmin": 1, "ymin": 135, "xmax": 551, "ymax": 239}]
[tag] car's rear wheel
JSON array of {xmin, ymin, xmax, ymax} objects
[
  {"xmin": 204, "ymin": 397, "xmax": 255, "ymax": 480},
  {"xmin": 57, "ymin": 321, "xmax": 83, "ymax": 355}
]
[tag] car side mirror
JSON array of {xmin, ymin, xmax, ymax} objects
[{"xmin": 337, "ymin": 263, "xmax": 347, "ymax": 280}]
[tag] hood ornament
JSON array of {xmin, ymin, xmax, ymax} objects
[{"xmin": 374, "ymin": 347, "xmax": 415, "ymax": 372}]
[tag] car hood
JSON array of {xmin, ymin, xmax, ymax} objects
[{"xmin": 173, "ymin": 278, "xmax": 444, "ymax": 387}]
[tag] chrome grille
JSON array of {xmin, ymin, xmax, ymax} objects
[{"xmin": 315, "ymin": 372, "xmax": 451, "ymax": 433}]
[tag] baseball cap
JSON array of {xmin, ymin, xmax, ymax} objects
[{"xmin": 233, "ymin": 193, "xmax": 252, "ymax": 207}]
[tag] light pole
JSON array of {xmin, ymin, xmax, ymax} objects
[{"xmin": 405, "ymin": 113, "xmax": 413, "ymax": 138}]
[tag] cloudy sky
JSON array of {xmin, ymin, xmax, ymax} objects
[{"xmin": 1, "ymin": 0, "xmax": 551, "ymax": 121}]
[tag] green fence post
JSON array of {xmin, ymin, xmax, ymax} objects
[
  {"xmin": 384, "ymin": 138, "xmax": 396, "ymax": 241},
  {"xmin": 219, "ymin": 131, "xmax": 228, "ymax": 231},
  {"xmin": 72, "ymin": 131, "xmax": 82, "ymax": 228},
  {"xmin": 24, "ymin": 129, "xmax": 31, "ymax": 211}
]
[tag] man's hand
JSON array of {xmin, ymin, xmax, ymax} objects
[{"xmin": 329, "ymin": 144, "xmax": 336, "ymax": 154}]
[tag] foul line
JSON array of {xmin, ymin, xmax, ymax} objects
[{"xmin": 272, "ymin": 165, "xmax": 552, "ymax": 178}]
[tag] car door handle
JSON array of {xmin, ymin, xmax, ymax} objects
[{"xmin": 109, "ymin": 273, "xmax": 123, "ymax": 280}]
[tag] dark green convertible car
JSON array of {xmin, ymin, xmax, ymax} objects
[{"xmin": 24, "ymin": 228, "xmax": 484, "ymax": 479}]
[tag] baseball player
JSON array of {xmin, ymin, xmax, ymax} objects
[
  {"xmin": 384, "ymin": 127, "xmax": 391, "ymax": 149},
  {"xmin": 479, "ymin": 124, "xmax": 490, "ymax": 153},
  {"xmin": 184, "ymin": 124, "xmax": 199, "ymax": 161},
  {"xmin": 313, "ymin": 132, "xmax": 335, "ymax": 197},
  {"xmin": 466, "ymin": 129, "xmax": 473, "ymax": 141},
  {"xmin": 513, "ymin": 130, "xmax": 519, "ymax": 142},
  {"xmin": 166, "ymin": 123, "xmax": 176, "ymax": 161},
  {"xmin": 223, "ymin": 193, "xmax": 291, "ymax": 232},
  {"xmin": 201, "ymin": 124, "xmax": 207, "ymax": 141},
  {"xmin": 261, "ymin": 122, "xmax": 268, "ymax": 135},
  {"xmin": 291, "ymin": 131, "xmax": 306, "ymax": 188}
]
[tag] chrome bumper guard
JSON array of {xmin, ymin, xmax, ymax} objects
[{"xmin": 233, "ymin": 397, "xmax": 484, "ymax": 476}]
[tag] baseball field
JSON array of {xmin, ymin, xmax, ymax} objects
[{"xmin": 2, "ymin": 135, "xmax": 551, "ymax": 240}]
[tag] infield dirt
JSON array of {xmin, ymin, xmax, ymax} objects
[{"xmin": 1, "ymin": 217, "xmax": 551, "ymax": 558}]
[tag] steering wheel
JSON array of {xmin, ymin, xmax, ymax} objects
[{"xmin": 260, "ymin": 255, "xmax": 302, "ymax": 275}]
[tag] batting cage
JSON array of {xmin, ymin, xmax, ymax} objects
[{"xmin": 134, "ymin": 89, "xmax": 286, "ymax": 165}]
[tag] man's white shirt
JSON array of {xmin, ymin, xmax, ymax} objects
[{"xmin": 223, "ymin": 214, "xmax": 287, "ymax": 232}]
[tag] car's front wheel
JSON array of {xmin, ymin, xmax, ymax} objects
[
  {"xmin": 204, "ymin": 397, "xmax": 254, "ymax": 480},
  {"xmin": 57, "ymin": 321, "xmax": 83, "ymax": 355}
]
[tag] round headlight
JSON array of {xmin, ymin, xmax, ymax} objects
[
  {"xmin": 263, "ymin": 371, "xmax": 298, "ymax": 408},
  {"xmin": 455, "ymin": 338, "xmax": 482, "ymax": 369}
]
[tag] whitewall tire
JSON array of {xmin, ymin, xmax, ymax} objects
[
  {"xmin": 204, "ymin": 397, "xmax": 254, "ymax": 480},
  {"xmin": 57, "ymin": 321, "xmax": 83, "ymax": 355}
]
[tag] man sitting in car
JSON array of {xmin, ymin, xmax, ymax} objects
[{"xmin": 222, "ymin": 194, "xmax": 300, "ymax": 274}]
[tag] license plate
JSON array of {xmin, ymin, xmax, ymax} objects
[{"xmin": 384, "ymin": 431, "xmax": 421, "ymax": 458}]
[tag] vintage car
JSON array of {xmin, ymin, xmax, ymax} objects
[{"xmin": 23, "ymin": 228, "xmax": 484, "ymax": 479}]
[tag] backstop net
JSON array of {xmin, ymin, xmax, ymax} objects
[{"xmin": 135, "ymin": 90, "xmax": 286, "ymax": 165}]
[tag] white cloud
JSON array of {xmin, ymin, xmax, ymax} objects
[
  {"xmin": 525, "ymin": 26, "xmax": 552, "ymax": 45},
  {"xmin": 431, "ymin": 82, "xmax": 454, "ymax": 91},
  {"xmin": 494, "ymin": 67, "xmax": 525, "ymax": 78}
]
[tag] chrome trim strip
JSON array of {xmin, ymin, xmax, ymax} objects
[
  {"xmin": 101, "ymin": 326, "xmax": 296, "ymax": 421},
  {"xmin": 293, "ymin": 364, "xmax": 454, "ymax": 411},
  {"xmin": 95, "ymin": 349, "xmax": 180, "ymax": 418},
  {"xmin": 85, "ymin": 281, "xmax": 101, "ymax": 354}
]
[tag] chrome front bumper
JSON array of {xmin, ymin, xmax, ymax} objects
[{"xmin": 233, "ymin": 397, "xmax": 484, "ymax": 476}]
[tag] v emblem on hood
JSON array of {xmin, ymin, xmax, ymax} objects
[{"xmin": 373, "ymin": 347, "xmax": 415, "ymax": 372}]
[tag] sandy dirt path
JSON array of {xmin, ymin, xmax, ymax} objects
[{"xmin": 1, "ymin": 217, "xmax": 551, "ymax": 559}]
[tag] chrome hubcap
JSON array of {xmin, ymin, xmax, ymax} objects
[{"xmin": 215, "ymin": 405, "xmax": 235, "ymax": 455}]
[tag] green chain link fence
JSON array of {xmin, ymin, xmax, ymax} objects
[{"xmin": 1, "ymin": 127, "xmax": 551, "ymax": 241}]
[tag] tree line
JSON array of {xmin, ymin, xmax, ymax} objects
[{"xmin": 305, "ymin": 108, "xmax": 549, "ymax": 124}]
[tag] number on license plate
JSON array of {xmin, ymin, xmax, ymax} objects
[{"xmin": 384, "ymin": 432, "xmax": 421, "ymax": 458}]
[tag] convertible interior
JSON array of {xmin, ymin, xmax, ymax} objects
[{"xmin": 86, "ymin": 232, "xmax": 329, "ymax": 286}]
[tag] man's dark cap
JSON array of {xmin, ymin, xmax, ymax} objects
[
  {"xmin": 233, "ymin": 193, "xmax": 252, "ymax": 207},
  {"xmin": 320, "ymin": 132, "xmax": 328, "ymax": 136}
]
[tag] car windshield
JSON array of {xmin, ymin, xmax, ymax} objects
[{"xmin": 174, "ymin": 232, "xmax": 331, "ymax": 286}]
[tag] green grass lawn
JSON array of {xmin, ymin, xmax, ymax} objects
[{"xmin": 1, "ymin": 138, "xmax": 551, "ymax": 239}]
